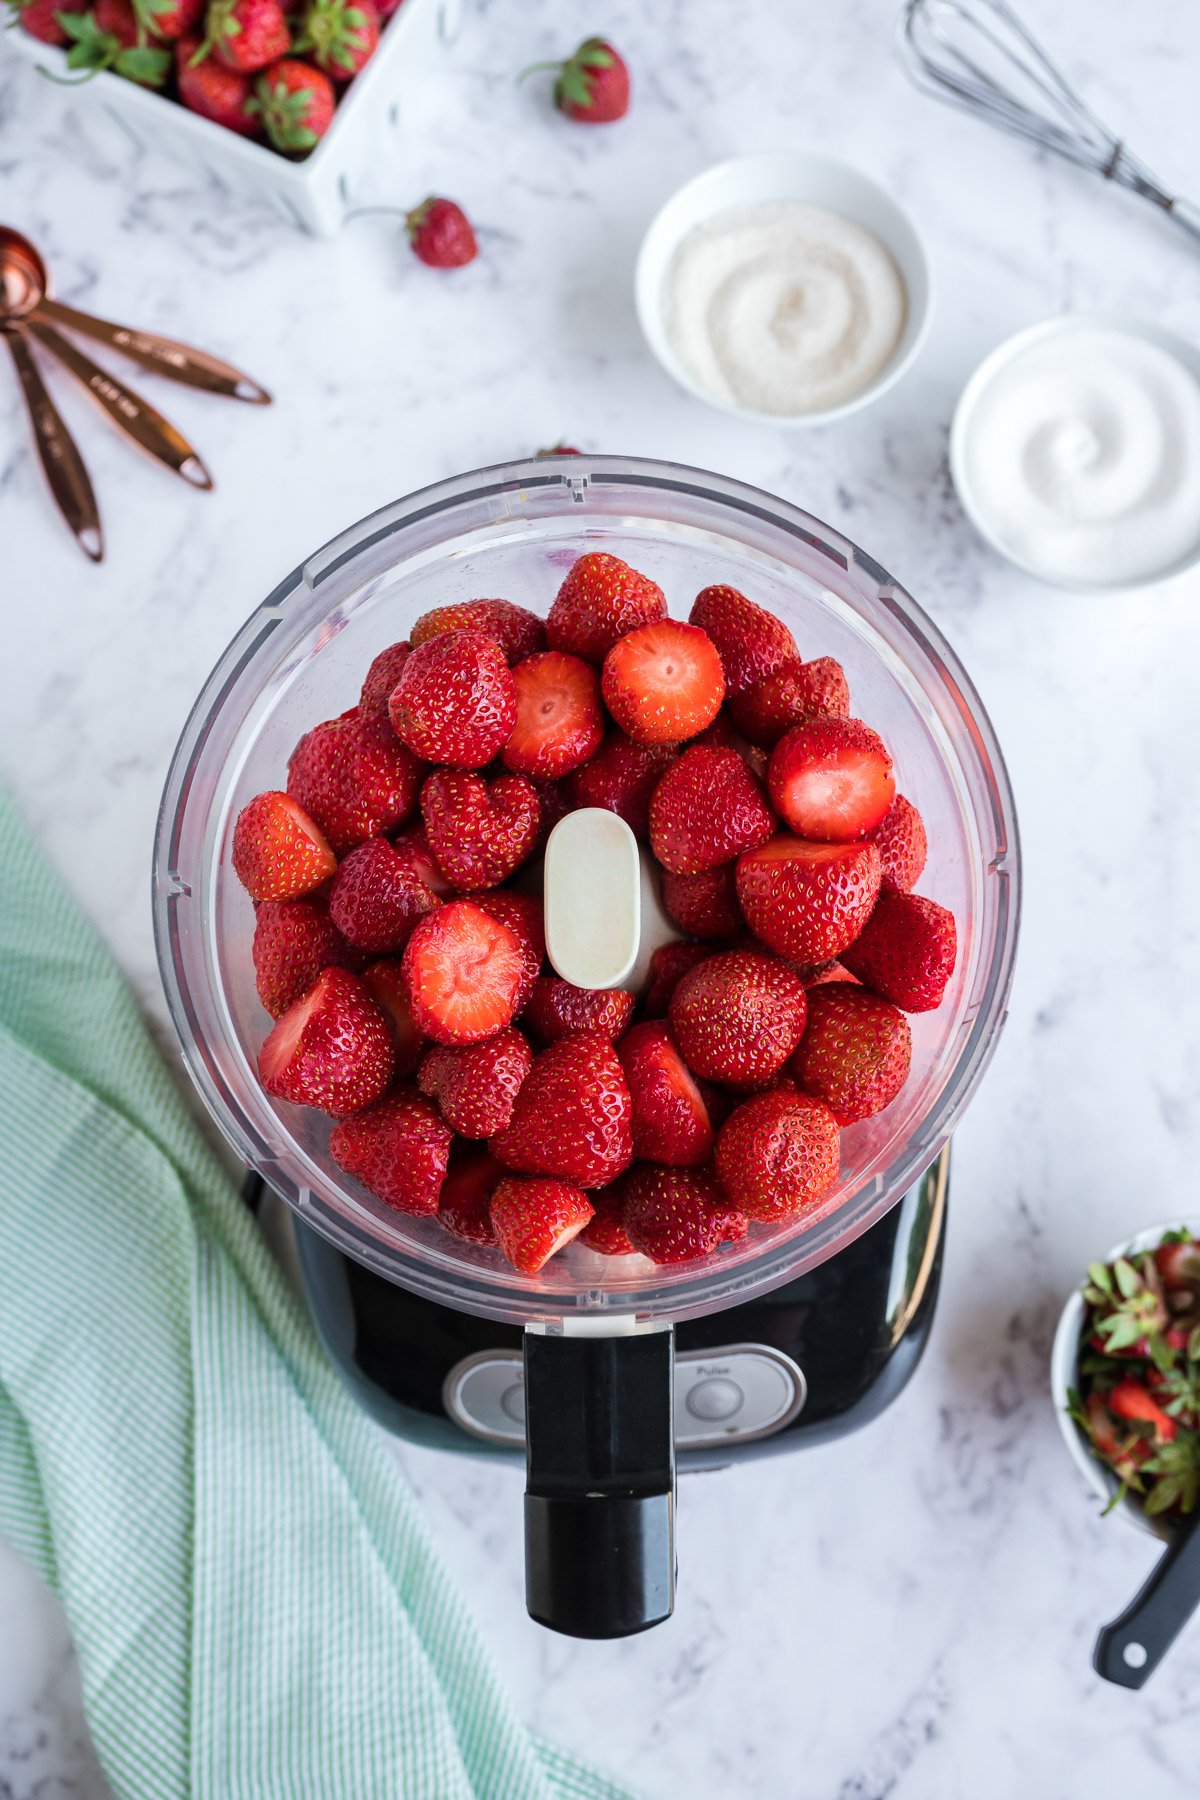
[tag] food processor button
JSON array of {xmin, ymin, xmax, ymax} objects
[
  {"xmin": 684, "ymin": 1376, "xmax": 745, "ymax": 1422},
  {"xmin": 499, "ymin": 1380, "xmax": 526, "ymax": 1424}
]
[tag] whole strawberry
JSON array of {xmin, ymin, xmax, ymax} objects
[
  {"xmin": 177, "ymin": 35, "xmax": 260, "ymax": 130},
  {"xmin": 526, "ymin": 35, "xmax": 630, "ymax": 124},
  {"xmin": 331, "ymin": 1090, "xmax": 452, "ymax": 1216},
  {"xmin": 406, "ymin": 197, "xmax": 477, "ymax": 269},
  {"xmin": 293, "ymin": 0, "xmax": 377, "ymax": 79},
  {"xmin": 287, "ymin": 707, "xmax": 423, "ymax": 854},
  {"xmin": 250, "ymin": 57, "xmax": 335, "ymax": 153},
  {"xmin": 196, "ymin": 0, "xmax": 288, "ymax": 71},
  {"xmin": 790, "ymin": 983, "xmax": 912, "ymax": 1125},
  {"xmin": 648, "ymin": 744, "xmax": 774, "ymax": 874},
  {"xmin": 410, "ymin": 598, "xmax": 544, "ymax": 665},
  {"xmin": 252, "ymin": 898, "xmax": 360, "ymax": 1018},
  {"xmin": 715, "ymin": 1089, "xmax": 841, "ymax": 1222},
  {"xmin": 547, "ymin": 552, "xmax": 666, "ymax": 666},
  {"xmin": 490, "ymin": 1032, "xmax": 633, "ymax": 1188},
  {"xmin": 12, "ymin": 0, "xmax": 69, "ymax": 41},
  {"xmin": 621, "ymin": 1166, "xmax": 746, "ymax": 1265},
  {"xmin": 137, "ymin": 0, "xmax": 204, "ymax": 38}
]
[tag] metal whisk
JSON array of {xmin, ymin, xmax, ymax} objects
[{"xmin": 897, "ymin": 0, "xmax": 1200, "ymax": 249}]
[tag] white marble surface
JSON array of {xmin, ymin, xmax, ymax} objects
[{"xmin": 3, "ymin": 0, "xmax": 1200, "ymax": 1794}]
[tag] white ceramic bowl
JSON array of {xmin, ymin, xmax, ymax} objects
[
  {"xmin": 634, "ymin": 150, "xmax": 933, "ymax": 428},
  {"xmin": 950, "ymin": 312, "xmax": 1200, "ymax": 591},
  {"xmin": 1050, "ymin": 1216, "xmax": 1200, "ymax": 1542}
]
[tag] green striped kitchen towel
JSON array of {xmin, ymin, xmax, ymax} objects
[{"xmin": 0, "ymin": 788, "xmax": 633, "ymax": 1800}]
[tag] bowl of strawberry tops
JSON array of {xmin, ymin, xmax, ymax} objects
[{"xmin": 153, "ymin": 456, "xmax": 1019, "ymax": 1327}]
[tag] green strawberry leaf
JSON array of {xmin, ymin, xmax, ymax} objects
[
  {"xmin": 1114, "ymin": 1258, "xmax": 1141, "ymax": 1300},
  {"xmin": 116, "ymin": 41, "xmax": 169, "ymax": 81}
]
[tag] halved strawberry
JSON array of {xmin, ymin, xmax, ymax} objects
[
  {"xmin": 466, "ymin": 889, "xmax": 545, "ymax": 1011},
  {"xmin": 390, "ymin": 821, "xmax": 455, "ymax": 897},
  {"xmin": 491, "ymin": 1177, "xmax": 594, "ymax": 1273},
  {"xmin": 410, "ymin": 598, "xmax": 545, "ymax": 666},
  {"xmin": 768, "ymin": 716, "xmax": 896, "ymax": 841},
  {"xmin": 523, "ymin": 977, "xmax": 635, "ymax": 1043},
  {"xmin": 714, "ymin": 1089, "xmax": 841, "ymax": 1221},
  {"xmin": 546, "ymin": 552, "xmax": 666, "ymax": 664},
  {"xmin": 420, "ymin": 769, "xmax": 540, "ymax": 891},
  {"xmin": 287, "ymin": 708, "xmax": 424, "ymax": 855},
  {"xmin": 579, "ymin": 1187, "xmax": 637, "ymax": 1255},
  {"xmin": 618, "ymin": 1021, "xmax": 713, "ymax": 1166},
  {"xmin": 641, "ymin": 941, "xmax": 709, "ymax": 1018},
  {"xmin": 401, "ymin": 900, "xmax": 526, "ymax": 1044},
  {"xmin": 668, "ymin": 948, "xmax": 808, "ymax": 1085},
  {"xmin": 621, "ymin": 1165, "xmax": 747, "ymax": 1264},
  {"xmin": 840, "ymin": 889, "xmax": 957, "ymax": 1013},
  {"xmin": 730, "ymin": 655, "xmax": 850, "ymax": 748},
  {"xmin": 790, "ymin": 983, "xmax": 912, "ymax": 1124},
  {"xmin": 330, "ymin": 1089, "xmax": 452, "ymax": 1216},
  {"xmin": 438, "ymin": 1146, "xmax": 504, "ymax": 1245},
  {"xmin": 736, "ymin": 835, "xmax": 882, "ymax": 963},
  {"xmin": 388, "ymin": 630, "xmax": 517, "ymax": 768},
  {"xmin": 659, "ymin": 864, "xmax": 743, "ymax": 942},
  {"xmin": 866, "ymin": 794, "xmax": 928, "ymax": 894},
  {"xmin": 231, "ymin": 790, "xmax": 336, "ymax": 901},
  {"xmin": 648, "ymin": 744, "xmax": 774, "ymax": 873},
  {"xmin": 567, "ymin": 731, "xmax": 676, "ymax": 835},
  {"xmin": 689, "ymin": 585, "xmax": 797, "ymax": 697},
  {"xmin": 359, "ymin": 641, "xmax": 411, "ymax": 720},
  {"xmin": 259, "ymin": 967, "xmax": 393, "ymax": 1115},
  {"xmin": 418, "ymin": 1026, "xmax": 533, "ymax": 1137},
  {"xmin": 602, "ymin": 620, "xmax": 725, "ymax": 745},
  {"xmin": 360, "ymin": 958, "xmax": 426, "ymax": 1075},
  {"xmin": 328, "ymin": 836, "xmax": 439, "ymax": 953},
  {"xmin": 251, "ymin": 898, "xmax": 359, "ymax": 1019},
  {"xmin": 490, "ymin": 1033, "xmax": 633, "ymax": 1187},
  {"xmin": 501, "ymin": 651, "xmax": 604, "ymax": 779}
]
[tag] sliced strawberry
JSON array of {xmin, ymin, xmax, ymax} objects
[
  {"xmin": 410, "ymin": 598, "xmax": 545, "ymax": 665},
  {"xmin": 330, "ymin": 1089, "xmax": 452, "ymax": 1216},
  {"xmin": 689, "ymin": 585, "xmax": 797, "ymax": 697},
  {"xmin": 523, "ymin": 977, "xmax": 635, "ymax": 1043},
  {"xmin": 438, "ymin": 1147, "xmax": 504, "ymax": 1245},
  {"xmin": 327, "ymin": 837, "xmax": 439, "ymax": 953},
  {"xmin": 546, "ymin": 552, "xmax": 667, "ymax": 665},
  {"xmin": 866, "ymin": 793, "xmax": 928, "ymax": 894},
  {"xmin": 418, "ymin": 1026, "xmax": 533, "ymax": 1137},
  {"xmin": 491, "ymin": 1177, "xmax": 594, "ymax": 1274},
  {"xmin": 388, "ymin": 630, "xmax": 517, "ymax": 768},
  {"xmin": 420, "ymin": 769, "xmax": 540, "ymax": 891},
  {"xmin": 621, "ymin": 1165, "xmax": 747, "ymax": 1264},
  {"xmin": 840, "ymin": 889, "xmax": 957, "ymax": 1013},
  {"xmin": 659, "ymin": 864, "xmax": 743, "ymax": 942},
  {"xmin": 360, "ymin": 958, "xmax": 426, "ymax": 1075},
  {"xmin": 359, "ymin": 641, "xmax": 411, "ymax": 720},
  {"xmin": 490, "ymin": 1033, "xmax": 633, "ymax": 1187},
  {"xmin": 287, "ymin": 708, "xmax": 424, "ymax": 855},
  {"xmin": 768, "ymin": 716, "xmax": 896, "ymax": 842},
  {"xmin": 790, "ymin": 983, "xmax": 912, "ymax": 1125},
  {"xmin": 568, "ymin": 731, "xmax": 676, "ymax": 835},
  {"xmin": 578, "ymin": 1187, "xmax": 637, "ymax": 1255},
  {"xmin": 251, "ymin": 898, "xmax": 359, "ymax": 1019},
  {"xmin": 714, "ymin": 1089, "xmax": 841, "ymax": 1222},
  {"xmin": 390, "ymin": 821, "xmax": 455, "ymax": 897},
  {"xmin": 736, "ymin": 835, "xmax": 882, "ymax": 963},
  {"xmin": 668, "ymin": 948, "xmax": 808, "ymax": 1086},
  {"xmin": 641, "ymin": 941, "xmax": 709, "ymax": 1018},
  {"xmin": 401, "ymin": 900, "xmax": 526, "ymax": 1045},
  {"xmin": 466, "ymin": 889, "xmax": 545, "ymax": 1011},
  {"xmin": 231, "ymin": 790, "xmax": 336, "ymax": 902},
  {"xmin": 602, "ymin": 620, "xmax": 725, "ymax": 745},
  {"xmin": 1107, "ymin": 1378, "xmax": 1178, "ymax": 1444},
  {"xmin": 618, "ymin": 1021, "xmax": 713, "ymax": 1166},
  {"xmin": 501, "ymin": 651, "xmax": 604, "ymax": 779},
  {"xmin": 648, "ymin": 744, "xmax": 774, "ymax": 874},
  {"xmin": 259, "ymin": 967, "xmax": 393, "ymax": 1115},
  {"xmin": 730, "ymin": 655, "xmax": 850, "ymax": 748}
]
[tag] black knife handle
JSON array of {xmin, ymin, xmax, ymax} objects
[{"xmin": 1094, "ymin": 1510, "xmax": 1200, "ymax": 1688}]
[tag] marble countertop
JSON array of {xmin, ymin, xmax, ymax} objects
[{"xmin": 3, "ymin": 0, "xmax": 1200, "ymax": 1793}]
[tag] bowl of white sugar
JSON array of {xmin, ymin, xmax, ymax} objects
[{"xmin": 635, "ymin": 150, "xmax": 932, "ymax": 427}]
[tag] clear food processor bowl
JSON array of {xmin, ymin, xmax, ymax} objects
[{"xmin": 153, "ymin": 457, "xmax": 1020, "ymax": 1328}]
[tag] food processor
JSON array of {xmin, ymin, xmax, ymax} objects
[{"xmin": 153, "ymin": 456, "xmax": 1019, "ymax": 1640}]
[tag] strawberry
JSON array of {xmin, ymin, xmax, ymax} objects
[
  {"xmin": 358, "ymin": 640, "xmax": 411, "ymax": 720},
  {"xmin": 736, "ymin": 835, "xmax": 882, "ymax": 963},
  {"xmin": 251, "ymin": 898, "xmax": 359, "ymax": 1018},
  {"xmin": 801, "ymin": 960, "xmax": 858, "ymax": 988},
  {"xmin": 58, "ymin": 2, "xmax": 171, "ymax": 81},
  {"xmin": 138, "ymin": 0, "xmax": 204, "ymax": 38},
  {"xmin": 524, "ymin": 977, "xmax": 635, "ymax": 1043},
  {"xmin": 1107, "ymin": 1378, "xmax": 1178, "ymax": 1445},
  {"xmin": 501, "ymin": 651, "xmax": 604, "ymax": 780},
  {"xmin": 668, "ymin": 948, "xmax": 808, "ymax": 1086},
  {"xmin": 840, "ymin": 889, "xmax": 957, "ymax": 1013},
  {"xmin": 568, "ymin": 731, "xmax": 675, "ymax": 835},
  {"xmin": 389, "ymin": 631, "xmax": 516, "ymax": 768},
  {"xmin": 401, "ymin": 899, "xmax": 525, "ymax": 1045},
  {"xmin": 420, "ymin": 769, "xmax": 540, "ymax": 890},
  {"xmin": 490, "ymin": 1178, "xmax": 594, "ymax": 1274},
  {"xmin": 360, "ymin": 957, "xmax": 425, "ymax": 1075},
  {"xmin": 259, "ymin": 967, "xmax": 393, "ymax": 1115},
  {"xmin": 529, "ymin": 776, "xmax": 572, "ymax": 850},
  {"xmin": 790, "ymin": 983, "xmax": 911, "ymax": 1125},
  {"xmin": 12, "ymin": 0, "xmax": 69, "ymax": 42},
  {"xmin": 658, "ymin": 864, "xmax": 743, "ymax": 942},
  {"xmin": 330, "ymin": 1090, "xmax": 452, "ymax": 1216},
  {"xmin": 546, "ymin": 552, "xmax": 666, "ymax": 665},
  {"xmin": 418, "ymin": 1026, "xmax": 532, "ymax": 1137},
  {"xmin": 410, "ymin": 599, "xmax": 544, "ymax": 665},
  {"xmin": 730, "ymin": 655, "xmax": 850, "ymax": 748},
  {"xmin": 406, "ymin": 197, "xmax": 477, "ymax": 268},
  {"xmin": 768, "ymin": 716, "xmax": 896, "ymax": 842},
  {"xmin": 641, "ymin": 941, "xmax": 709, "ymax": 1018},
  {"xmin": 689, "ymin": 585, "xmax": 797, "ymax": 697},
  {"xmin": 621, "ymin": 1166, "xmax": 747, "ymax": 1264},
  {"xmin": 198, "ymin": 0, "xmax": 288, "ymax": 71},
  {"xmin": 715, "ymin": 1089, "xmax": 841, "ymax": 1222},
  {"xmin": 536, "ymin": 442, "xmax": 582, "ymax": 458},
  {"xmin": 231, "ymin": 790, "xmax": 335, "ymax": 901},
  {"xmin": 293, "ymin": 0, "xmax": 376, "ymax": 80},
  {"xmin": 578, "ymin": 1187, "xmax": 637, "ymax": 1255},
  {"xmin": 390, "ymin": 821, "xmax": 454, "ymax": 897},
  {"xmin": 648, "ymin": 744, "xmax": 774, "ymax": 874},
  {"xmin": 866, "ymin": 793, "xmax": 928, "ymax": 894},
  {"xmin": 602, "ymin": 620, "xmax": 725, "ymax": 745},
  {"xmin": 249, "ymin": 57, "xmax": 334, "ymax": 153},
  {"xmin": 327, "ymin": 836, "xmax": 438, "ymax": 953},
  {"xmin": 437, "ymin": 1147, "xmax": 504, "ymax": 1245},
  {"xmin": 1155, "ymin": 1238, "xmax": 1200, "ymax": 1296},
  {"xmin": 465, "ymin": 889, "xmax": 544, "ymax": 1010},
  {"xmin": 525, "ymin": 36, "xmax": 630, "ymax": 124},
  {"xmin": 618, "ymin": 1021, "xmax": 713, "ymax": 1166},
  {"xmin": 692, "ymin": 713, "xmax": 769, "ymax": 784},
  {"xmin": 176, "ymin": 35, "xmax": 259, "ymax": 128},
  {"xmin": 287, "ymin": 707, "xmax": 423, "ymax": 855},
  {"xmin": 490, "ymin": 1033, "xmax": 633, "ymax": 1187}
]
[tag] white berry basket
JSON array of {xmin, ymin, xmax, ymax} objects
[{"xmin": 6, "ymin": 0, "xmax": 462, "ymax": 237}]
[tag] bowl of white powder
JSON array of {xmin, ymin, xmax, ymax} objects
[{"xmin": 635, "ymin": 150, "xmax": 932, "ymax": 426}]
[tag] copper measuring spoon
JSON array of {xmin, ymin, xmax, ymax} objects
[{"xmin": 2, "ymin": 324, "xmax": 103, "ymax": 561}]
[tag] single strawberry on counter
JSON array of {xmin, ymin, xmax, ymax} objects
[
  {"xmin": 546, "ymin": 552, "xmax": 666, "ymax": 665},
  {"xmin": 330, "ymin": 1089, "xmax": 452, "ymax": 1216},
  {"xmin": 250, "ymin": 56, "xmax": 335, "ymax": 153},
  {"xmin": 287, "ymin": 706, "xmax": 423, "ymax": 854},
  {"xmin": 568, "ymin": 731, "xmax": 675, "ymax": 836},
  {"xmin": 648, "ymin": 743, "xmax": 774, "ymax": 874},
  {"xmin": 293, "ymin": 0, "xmax": 377, "ymax": 79},
  {"xmin": 690, "ymin": 585, "xmax": 797, "ymax": 698},
  {"xmin": 866, "ymin": 793, "xmax": 928, "ymax": 894},
  {"xmin": 490, "ymin": 1033, "xmax": 633, "ymax": 1187},
  {"xmin": 327, "ymin": 836, "xmax": 439, "ymax": 953},
  {"xmin": 715, "ymin": 1088, "xmax": 841, "ymax": 1222},
  {"xmin": 659, "ymin": 864, "xmax": 743, "ymax": 942},
  {"xmin": 501, "ymin": 651, "xmax": 604, "ymax": 780},
  {"xmin": 668, "ymin": 948, "xmax": 808, "ymax": 1086},
  {"xmin": 602, "ymin": 619, "xmax": 725, "ymax": 745},
  {"xmin": 401, "ymin": 899, "xmax": 525, "ymax": 1045},
  {"xmin": 524, "ymin": 976, "xmax": 635, "ymax": 1043},
  {"xmin": 736, "ymin": 835, "xmax": 882, "ymax": 964},
  {"xmin": 358, "ymin": 640, "xmax": 411, "ymax": 720},
  {"xmin": 197, "ymin": 0, "xmax": 288, "ymax": 71},
  {"xmin": 232, "ymin": 790, "xmax": 336, "ymax": 902},
  {"xmin": 251, "ymin": 898, "xmax": 359, "ymax": 1019},
  {"xmin": 418, "ymin": 1027, "xmax": 533, "ymax": 1138},
  {"xmin": 768, "ymin": 716, "xmax": 896, "ymax": 842},
  {"xmin": 578, "ymin": 1187, "xmax": 637, "ymax": 1255},
  {"xmin": 790, "ymin": 982, "xmax": 912, "ymax": 1125},
  {"xmin": 259, "ymin": 967, "xmax": 393, "ymax": 1115},
  {"xmin": 491, "ymin": 1177, "xmax": 594, "ymax": 1274},
  {"xmin": 360, "ymin": 957, "xmax": 426, "ymax": 1075},
  {"xmin": 621, "ymin": 1165, "xmax": 747, "ymax": 1265},
  {"xmin": 840, "ymin": 888, "xmax": 957, "ymax": 1013},
  {"xmin": 406, "ymin": 197, "xmax": 478, "ymax": 268},
  {"xmin": 410, "ymin": 598, "xmax": 544, "ymax": 665},
  {"xmin": 618, "ymin": 1021, "xmax": 714, "ymax": 1166},
  {"xmin": 420, "ymin": 769, "xmax": 540, "ymax": 891},
  {"xmin": 389, "ymin": 630, "xmax": 516, "ymax": 768},
  {"xmin": 437, "ymin": 1147, "xmax": 504, "ymax": 1246},
  {"xmin": 177, "ymin": 35, "xmax": 260, "ymax": 125},
  {"xmin": 730, "ymin": 655, "xmax": 851, "ymax": 749},
  {"xmin": 525, "ymin": 34, "xmax": 630, "ymax": 123}
]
